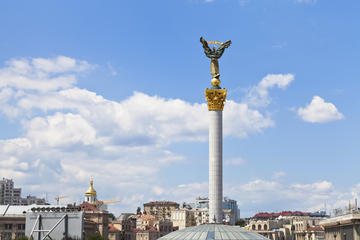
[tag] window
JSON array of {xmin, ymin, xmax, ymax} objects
[
  {"xmin": 18, "ymin": 224, "xmax": 25, "ymax": 230},
  {"xmin": 258, "ymin": 225, "xmax": 262, "ymax": 230},
  {"xmin": 4, "ymin": 224, "xmax": 13, "ymax": 230},
  {"xmin": 3, "ymin": 232, "xmax": 12, "ymax": 239},
  {"xmin": 252, "ymin": 225, "xmax": 256, "ymax": 230},
  {"xmin": 17, "ymin": 232, "xmax": 25, "ymax": 238}
]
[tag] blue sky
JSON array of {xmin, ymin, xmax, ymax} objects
[{"xmin": 0, "ymin": 0, "xmax": 359, "ymax": 217}]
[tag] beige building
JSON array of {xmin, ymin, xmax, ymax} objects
[
  {"xmin": 143, "ymin": 201, "xmax": 179, "ymax": 220},
  {"xmin": 249, "ymin": 218, "xmax": 291, "ymax": 240},
  {"xmin": 171, "ymin": 209, "xmax": 195, "ymax": 230},
  {"xmin": 133, "ymin": 228, "xmax": 159, "ymax": 240},
  {"xmin": 250, "ymin": 216, "xmax": 326, "ymax": 240},
  {"xmin": 293, "ymin": 217, "xmax": 325, "ymax": 240},
  {"xmin": 320, "ymin": 213, "xmax": 360, "ymax": 240},
  {"xmin": 111, "ymin": 212, "xmax": 173, "ymax": 240},
  {"xmin": 171, "ymin": 207, "xmax": 235, "ymax": 230},
  {"xmin": 0, "ymin": 215, "xmax": 25, "ymax": 240}
]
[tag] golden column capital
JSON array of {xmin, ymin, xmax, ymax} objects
[{"xmin": 205, "ymin": 89, "xmax": 227, "ymax": 111}]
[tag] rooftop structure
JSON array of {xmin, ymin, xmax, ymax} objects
[
  {"xmin": 320, "ymin": 212, "xmax": 360, "ymax": 240},
  {"xmin": 159, "ymin": 224, "xmax": 269, "ymax": 240},
  {"xmin": 85, "ymin": 178, "xmax": 98, "ymax": 203}
]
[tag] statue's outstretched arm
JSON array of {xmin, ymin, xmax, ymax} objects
[
  {"xmin": 200, "ymin": 37, "xmax": 213, "ymax": 58},
  {"xmin": 215, "ymin": 40, "xmax": 232, "ymax": 59}
]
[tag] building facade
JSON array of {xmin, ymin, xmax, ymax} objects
[
  {"xmin": 171, "ymin": 209, "xmax": 195, "ymax": 230},
  {"xmin": 143, "ymin": 201, "xmax": 179, "ymax": 220},
  {"xmin": 0, "ymin": 178, "xmax": 21, "ymax": 205},
  {"xmin": 0, "ymin": 178, "xmax": 46, "ymax": 206},
  {"xmin": 320, "ymin": 213, "xmax": 360, "ymax": 240}
]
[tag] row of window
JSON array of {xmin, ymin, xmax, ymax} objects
[
  {"xmin": 4, "ymin": 223, "xmax": 25, "ymax": 230},
  {"xmin": 252, "ymin": 224, "xmax": 268, "ymax": 231},
  {"xmin": 1, "ymin": 232, "xmax": 25, "ymax": 240}
]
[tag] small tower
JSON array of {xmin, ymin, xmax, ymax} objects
[{"xmin": 85, "ymin": 178, "xmax": 97, "ymax": 203}]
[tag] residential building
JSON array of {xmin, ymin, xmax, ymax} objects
[
  {"xmin": 0, "ymin": 178, "xmax": 22, "ymax": 205},
  {"xmin": 293, "ymin": 218, "xmax": 325, "ymax": 240},
  {"xmin": 171, "ymin": 209, "xmax": 195, "ymax": 230},
  {"xmin": 0, "ymin": 205, "xmax": 27, "ymax": 240},
  {"xmin": 108, "ymin": 223, "xmax": 123, "ymax": 240},
  {"xmin": 187, "ymin": 196, "xmax": 238, "ymax": 225},
  {"xmin": 143, "ymin": 201, "xmax": 179, "ymax": 220},
  {"xmin": 320, "ymin": 212, "xmax": 360, "ymax": 240},
  {"xmin": 80, "ymin": 201, "xmax": 109, "ymax": 238},
  {"xmin": 0, "ymin": 178, "xmax": 47, "ymax": 206},
  {"xmin": 250, "ymin": 213, "xmax": 327, "ymax": 240},
  {"xmin": 20, "ymin": 195, "xmax": 46, "ymax": 205}
]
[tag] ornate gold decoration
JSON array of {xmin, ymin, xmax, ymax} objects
[
  {"xmin": 85, "ymin": 178, "xmax": 97, "ymax": 196},
  {"xmin": 205, "ymin": 89, "xmax": 227, "ymax": 111},
  {"xmin": 207, "ymin": 41, "xmax": 223, "ymax": 45}
]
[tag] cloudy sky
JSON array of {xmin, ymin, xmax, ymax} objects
[{"xmin": 1, "ymin": 0, "xmax": 359, "ymax": 217}]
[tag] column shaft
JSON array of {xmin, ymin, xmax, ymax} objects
[{"xmin": 209, "ymin": 110, "xmax": 223, "ymax": 223}]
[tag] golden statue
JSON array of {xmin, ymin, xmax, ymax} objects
[{"xmin": 200, "ymin": 37, "xmax": 231, "ymax": 88}]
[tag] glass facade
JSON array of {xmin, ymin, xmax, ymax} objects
[{"xmin": 159, "ymin": 224, "xmax": 269, "ymax": 240}]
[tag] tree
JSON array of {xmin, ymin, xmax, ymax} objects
[
  {"xmin": 136, "ymin": 206, "xmax": 141, "ymax": 214},
  {"xmin": 235, "ymin": 219, "xmax": 247, "ymax": 227}
]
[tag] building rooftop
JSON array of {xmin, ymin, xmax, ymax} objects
[
  {"xmin": 320, "ymin": 213, "xmax": 360, "ymax": 227},
  {"xmin": 158, "ymin": 224, "xmax": 269, "ymax": 240},
  {"xmin": 144, "ymin": 201, "xmax": 179, "ymax": 206},
  {"xmin": 0, "ymin": 204, "xmax": 66, "ymax": 216}
]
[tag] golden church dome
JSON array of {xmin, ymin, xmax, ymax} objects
[{"xmin": 85, "ymin": 179, "xmax": 97, "ymax": 196}]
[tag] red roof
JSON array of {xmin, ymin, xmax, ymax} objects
[
  {"xmin": 108, "ymin": 224, "xmax": 120, "ymax": 233},
  {"xmin": 253, "ymin": 211, "xmax": 311, "ymax": 219},
  {"xmin": 307, "ymin": 226, "xmax": 324, "ymax": 232},
  {"xmin": 80, "ymin": 202, "xmax": 99, "ymax": 212}
]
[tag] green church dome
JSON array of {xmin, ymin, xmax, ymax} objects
[{"xmin": 159, "ymin": 224, "xmax": 269, "ymax": 240}]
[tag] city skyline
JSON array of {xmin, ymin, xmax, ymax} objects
[{"xmin": 0, "ymin": 0, "xmax": 359, "ymax": 217}]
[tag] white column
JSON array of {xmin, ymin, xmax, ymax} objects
[{"xmin": 209, "ymin": 110, "xmax": 223, "ymax": 223}]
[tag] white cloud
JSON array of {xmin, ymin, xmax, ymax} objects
[
  {"xmin": 0, "ymin": 56, "xmax": 91, "ymax": 92},
  {"xmin": 245, "ymin": 74, "xmax": 294, "ymax": 107},
  {"xmin": 297, "ymin": 96, "xmax": 344, "ymax": 123},
  {"xmin": 225, "ymin": 178, "xmax": 354, "ymax": 217},
  {"xmin": 0, "ymin": 56, "xmax": 285, "ymax": 214}
]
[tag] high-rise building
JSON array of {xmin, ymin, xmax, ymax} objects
[
  {"xmin": 0, "ymin": 178, "xmax": 22, "ymax": 205},
  {"xmin": 0, "ymin": 178, "xmax": 46, "ymax": 206}
]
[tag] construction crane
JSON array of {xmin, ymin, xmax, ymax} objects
[
  {"xmin": 54, "ymin": 196, "xmax": 68, "ymax": 205},
  {"xmin": 91, "ymin": 198, "xmax": 120, "ymax": 206}
]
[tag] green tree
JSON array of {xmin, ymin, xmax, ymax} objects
[
  {"xmin": 235, "ymin": 219, "xmax": 247, "ymax": 227},
  {"xmin": 86, "ymin": 233, "xmax": 107, "ymax": 240}
]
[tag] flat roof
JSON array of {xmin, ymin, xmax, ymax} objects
[
  {"xmin": 0, "ymin": 204, "xmax": 66, "ymax": 216},
  {"xmin": 320, "ymin": 213, "xmax": 360, "ymax": 227}
]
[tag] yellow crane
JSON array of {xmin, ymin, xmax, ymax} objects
[{"xmin": 54, "ymin": 196, "xmax": 68, "ymax": 205}]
